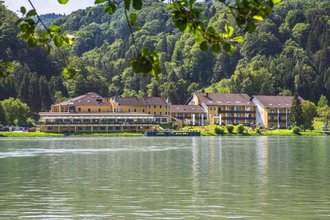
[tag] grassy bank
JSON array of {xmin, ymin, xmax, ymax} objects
[
  {"xmin": 0, "ymin": 131, "xmax": 144, "ymax": 137},
  {"xmin": 182, "ymin": 125, "xmax": 327, "ymax": 136}
]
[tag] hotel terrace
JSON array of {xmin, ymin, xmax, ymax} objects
[{"xmin": 37, "ymin": 92, "xmax": 297, "ymax": 132}]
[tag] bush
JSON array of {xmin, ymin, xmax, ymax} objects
[
  {"xmin": 214, "ymin": 126, "xmax": 225, "ymax": 135},
  {"xmin": 226, "ymin": 124, "xmax": 234, "ymax": 133},
  {"xmin": 292, "ymin": 126, "xmax": 302, "ymax": 135},
  {"xmin": 255, "ymin": 127, "xmax": 262, "ymax": 134},
  {"xmin": 236, "ymin": 124, "xmax": 245, "ymax": 134}
]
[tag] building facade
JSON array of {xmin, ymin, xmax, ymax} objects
[
  {"xmin": 171, "ymin": 105, "xmax": 207, "ymax": 126},
  {"xmin": 252, "ymin": 95, "xmax": 295, "ymax": 128},
  {"xmin": 38, "ymin": 112, "xmax": 159, "ymax": 133},
  {"xmin": 110, "ymin": 96, "xmax": 171, "ymax": 124},
  {"xmin": 51, "ymin": 92, "xmax": 111, "ymax": 113},
  {"xmin": 187, "ymin": 93, "xmax": 256, "ymax": 125}
]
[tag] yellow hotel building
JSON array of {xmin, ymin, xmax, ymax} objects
[
  {"xmin": 252, "ymin": 95, "xmax": 296, "ymax": 128},
  {"xmin": 110, "ymin": 96, "xmax": 171, "ymax": 124},
  {"xmin": 187, "ymin": 93, "xmax": 256, "ymax": 125}
]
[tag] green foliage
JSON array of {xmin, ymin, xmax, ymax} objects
[
  {"xmin": 214, "ymin": 126, "xmax": 225, "ymax": 135},
  {"xmin": 317, "ymin": 95, "xmax": 330, "ymax": 125},
  {"xmin": 0, "ymin": 98, "xmax": 31, "ymax": 126},
  {"xmin": 0, "ymin": 0, "xmax": 329, "ymax": 108},
  {"xmin": 226, "ymin": 124, "xmax": 234, "ymax": 133},
  {"xmin": 292, "ymin": 126, "xmax": 302, "ymax": 135},
  {"xmin": 236, "ymin": 124, "xmax": 245, "ymax": 134},
  {"xmin": 289, "ymin": 93, "xmax": 304, "ymax": 127},
  {"xmin": 301, "ymin": 100, "xmax": 317, "ymax": 130}
]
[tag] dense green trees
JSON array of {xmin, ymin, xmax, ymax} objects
[
  {"xmin": 289, "ymin": 93, "xmax": 304, "ymax": 127},
  {"xmin": 0, "ymin": 98, "xmax": 31, "ymax": 126},
  {"xmin": 0, "ymin": 0, "xmax": 329, "ymax": 112}
]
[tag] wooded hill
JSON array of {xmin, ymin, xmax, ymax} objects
[{"xmin": 0, "ymin": 0, "xmax": 329, "ymax": 113}]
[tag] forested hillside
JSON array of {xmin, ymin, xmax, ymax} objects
[{"xmin": 0, "ymin": 0, "xmax": 329, "ymax": 113}]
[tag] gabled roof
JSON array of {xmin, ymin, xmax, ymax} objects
[
  {"xmin": 113, "ymin": 96, "xmax": 167, "ymax": 106},
  {"xmin": 53, "ymin": 92, "xmax": 110, "ymax": 107},
  {"xmin": 252, "ymin": 95, "xmax": 298, "ymax": 108},
  {"xmin": 143, "ymin": 97, "xmax": 167, "ymax": 106},
  {"xmin": 195, "ymin": 93, "xmax": 255, "ymax": 106},
  {"xmin": 171, "ymin": 105, "xmax": 206, "ymax": 114}
]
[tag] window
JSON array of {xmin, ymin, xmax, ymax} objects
[
  {"xmin": 154, "ymin": 112, "xmax": 156, "ymax": 115},
  {"xmin": 148, "ymin": 112, "xmax": 150, "ymax": 114},
  {"xmin": 160, "ymin": 105, "xmax": 162, "ymax": 109},
  {"xmin": 98, "ymin": 109, "xmax": 101, "ymax": 112},
  {"xmin": 142, "ymin": 109, "xmax": 145, "ymax": 112},
  {"xmin": 134, "ymin": 109, "xmax": 136, "ymax": 112},
  {"xmin": 128, "ymin": 109, "xmax": 130, "ymax": 112},
  {"xmin": 160, "ymin": 112, "xmax": 162, "ymax": 115},
  {"xmin": 88, "ymin": 108, "xmax": 91, "ymax": 112},
  {"xmin": 78, "ymin": 108, "xmax": 81, "ymax": 112},
  {"xmin": 154, "ymin": 105, "xmax": 156, "ymax": 108}
]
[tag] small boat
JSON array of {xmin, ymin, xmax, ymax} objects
[{"xmin": 144, "ymin": 130, "xmax": 200, "ymax": 137}]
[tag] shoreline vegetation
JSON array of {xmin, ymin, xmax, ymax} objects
[{"xmin": 0, "ymin": 125, "xmax": 329, "ymax": 137}]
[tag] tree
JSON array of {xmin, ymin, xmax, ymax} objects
[
  {"xmin": 301, "ymin": 100, "xmax": 317, "ymax": 130},
  {"xmin": 0, "ymin": 98, "xmax": 31, "ymax": 126},
  {"xmin": 11, "ymin": 0, "xmax": 281, "ymax": 79},
  {"xmin": 0, "ymin": 103, "xmax": 6, "ymax": 125},
  {"xmin": 289, "ymin": 93, "xmax": 304, "ymax": 127},
  {"xmin": 317, "ymin": 95, "xmax": 330, "ymax": 125}
]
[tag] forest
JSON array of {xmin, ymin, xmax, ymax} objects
[{"xmin": 0, "ymin": 0, "xmax": 329, "ymax": 114}]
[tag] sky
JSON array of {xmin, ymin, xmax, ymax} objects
[{"xmin": 2, "ymin": 0, "xmax": 95, "ymax": 15}]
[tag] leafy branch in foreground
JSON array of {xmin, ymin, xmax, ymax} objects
[{"xmin": 10, "ymin": 0, "xmax": 280, "ymax": 80}]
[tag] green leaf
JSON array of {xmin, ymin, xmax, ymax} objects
[
  {"xmin": 26, "ymin": 9, "xmax": 37, "ymax": 18},
  {"xmin": 129, "ymin": 13, "xmax": 138, "ymax": 26},
  {"xmin": 94, "ymin": 0, "xmax": 106, "ymax": 4},
  {"xmin": 200, "ymin": 41, "xmax": 208, "ymax": 51},
  {"xmin": 211, "ymin": 44, "xmax": 221, "ymax": 55},
  {"xmin": 252, "ymin": 15, "xmax": 264, "ymax": 21},
  {"xmin": 20, "ymin": 7, "xmax": 26, "ymax": 15},
  {"xmin": 272, "ymin": 0, "xmax": 281, "ymax": 4},
  {"xmin": 233, "ymin": 36, "xmax": 244, "ymax": 44},
  {"xmin": 58, "ymin": 0, "xmax": 69, "ymax": 4},
  {"xmin": 63, "ymin": 66, "xmax": 78, "ymax": 78},
  {"xmin": 224, "ymin": 24, "xmax": 234, "ymax": 37},
  {"xmin": 49, "ymin": 23, "xmax": 62, "ymax": 32},
  {"xmin": 105, "ymin": 2, "xmax": 116, "ymax": 14},
  {"xmin": 132, "ymin": 0, "xmax": 142, "ymax": 10},
  {"xmin": 223, "ymin": 43, "xmax": 235, "ymax": 56},
  {"xmin": 124, "ymin": 0, "xmax": 131, "ymax": 10},
  {"xmin": 53, "ymin": 34, "xmax": 63, "ymax": 47}
]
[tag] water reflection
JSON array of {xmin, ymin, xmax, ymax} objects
[{"xmin": 0, "ymin": 137, "xmax": 330, "ymax": 219}]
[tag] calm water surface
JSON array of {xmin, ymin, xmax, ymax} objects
[{"xmin": 0, "ymin": 136, "xmax": 329, "ymax": 219}]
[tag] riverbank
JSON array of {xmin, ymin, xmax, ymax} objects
[
  {"xmin": 0, "ymin": 132, "xmax": 144, "ymax": 137},
  {"xmin": 182, "ymin": 125, "xmax": 329, "ymax": 136},
  {"xmin": 0, "ymin": 126, "xmax": 328, "ymax": 137}
]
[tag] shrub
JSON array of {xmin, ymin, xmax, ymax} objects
[
  {"xmin": 226, "ymin": 124, "xmax": 234, "ymax": 133},
  {"xmin": 237, "ymin": 124, "xmax": 245, "ymax": 134},
  {"xmin": 292, "ymin": 126, "xmax": 302, "ymax": 135},
  {"xmin": 255, "ymin": 127, "xmax": 262, "ymax": 134},
  {"xmin": 214, "ymin": 126, "xmax": 225, "ymax": 135}
]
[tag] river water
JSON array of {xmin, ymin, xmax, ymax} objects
[{"xmin": 0, "ymin": 136, "xmax": 329, "ymax": 219}]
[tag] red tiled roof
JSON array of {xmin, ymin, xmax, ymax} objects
[
  {"xmin": 53, "ymin": 92, "xmax": 110, "ymax": 106},
  {"xmin": 171, "ymin": 105, "xmax": 206, "ymax": 113},
  {"xmin": 252, "ymin": 95, "xmax": 299, "ymax": 108},
  {"xmin": 195, "ymin": 93, "xmax": 255, "ymax": 106}
]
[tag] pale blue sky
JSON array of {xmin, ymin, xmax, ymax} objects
[{"xmin": 3, "ymin": 0, "xmax": 95, "ymax": 15}]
